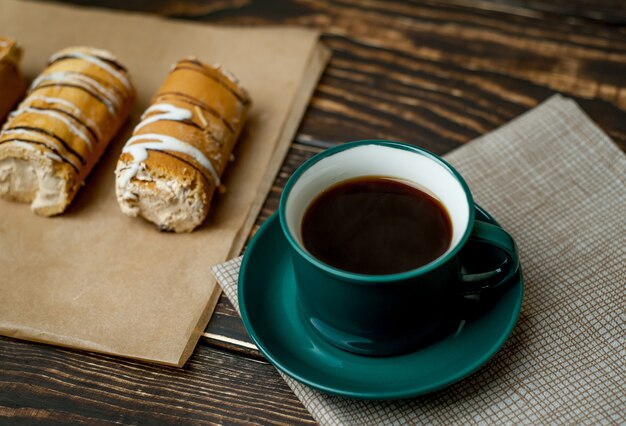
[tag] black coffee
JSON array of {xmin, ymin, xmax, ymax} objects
[{"xmin": 301, "ymin": 177, "xmax": 452, "ymax": 275}]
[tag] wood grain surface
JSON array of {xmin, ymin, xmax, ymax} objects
[
  {"xmin": 0, "ymin": 336, "xmax": 314, "ymax": 425},
  {"xmin": 4, "ymin": 0, "xmax": 626, "ymax": 423}
]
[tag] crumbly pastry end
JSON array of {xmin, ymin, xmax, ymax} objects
[
  {"xmin": 115, "ymin": 152, "xmax": 212, "ymax": 233},
  {"xmin": 0, "ymin": 143, "xmax": 77, "ymax": 216}
]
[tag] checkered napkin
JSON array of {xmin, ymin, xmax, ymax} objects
[{"xmin": 212, "ymin": 95, "xmax": 625, "ymax": 425}]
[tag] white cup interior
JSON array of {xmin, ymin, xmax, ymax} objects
[{"xmin": 284, "ymin": 144, "xmax": 471, "ymax": 265}]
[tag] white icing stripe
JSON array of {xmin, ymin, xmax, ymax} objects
[
  {"xmin": 0, "ymin": 40, "xmax": 8, "ymax": 47},
  {"xmin": 134, "ymin": 103, "xmax": 193, "ymax": 131},
  {"xmin": 9, "ymin": 140, "xmax": 63, "ymax": 162},
  {"xmin": 121, "ymin": 133, "xmax": 220, "ymax": 186},
  {"xmin": 117, "ymin": 162, "xmax": 140, "ymax": 191},
  {"xmin": 44, "ymin": 151, "xmax": 63, "ymax": 162},
  {"xmin": 31, "ymin": 72, "xmax": 120, "ymax": 112},
  {"xmin": 10, "ymin": 107, "xmax": 94, "ymax": 150},
  {"xmin": 49, "ymin": 51, "xmax": 132, "ymax": 91},
  {"xmin": 30, "ymin": 72, "xmax": 120, "ymax": 115},
  {"xmin": 1, "ymin": 129, "xmax": 81, "ymax": 169},
  {"xmin": 9, "ymin": 140, "xmax": 34, "ymax": 151},
  {"xmin": 24, "ymin": 95, "xmax": 102, "ymax": 140}
]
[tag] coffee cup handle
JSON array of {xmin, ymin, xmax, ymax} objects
[{"xmin": 459, "ymin": 220, "xmax": 519, "ymax": 295}]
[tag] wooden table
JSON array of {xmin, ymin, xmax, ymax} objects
[{"xmin": 2, "ymin": 0, "xmax": 625, "ymax": 423}]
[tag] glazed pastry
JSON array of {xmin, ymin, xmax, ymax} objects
[
  {"xmin": 115, "ymin": 58, "xmax": 251, "ymax": 232},
  {"xmin": 0, "ymin": 38, "xmax": 26, "ymax": 123},
  {"xmin": 0, "ymin": 47, "xmax": 135, "ymax": 216}
]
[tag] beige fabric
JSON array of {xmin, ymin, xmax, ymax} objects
[{"xmin": 212, "ymin": 95, "xmax": 626, "ymax": 425}]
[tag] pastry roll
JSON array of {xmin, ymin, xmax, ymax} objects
[
  {"xmin": 115, "ymin": 58, "xmax": 251, "ymax": 232},
  {"xmin": 0, "ymin": 47, "xmax": 135, "ymax": 216},
  {"xmin": 0, "ymin": 38, "xmax": 26, "ymax": 123}
]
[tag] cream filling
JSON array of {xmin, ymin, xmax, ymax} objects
[
  {"xmin": 115, "ymin": 163, "xmax": 205, "ymax": 232},
  {"xmin": 0, "ymin": 155, "xmax": 65, "ymax": 213}
]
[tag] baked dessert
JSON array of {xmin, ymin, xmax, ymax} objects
[
  {"xmin": 0, "ymin": 38, "xmax": 26, "ymax": 123},
  {"xmin": 115, "ymin": 58, "xmax": 251, "ymax": 232},
  {"xmin": 0, "ymin": 46, "xmax": 135, "ymax": 216}
]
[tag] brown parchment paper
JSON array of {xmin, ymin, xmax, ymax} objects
[{"xmin": 0, "ymin": 0, "xmax": 330, "ymax": 366}]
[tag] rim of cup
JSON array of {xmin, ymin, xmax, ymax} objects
[{"xmin": 279, "ymin": 140, "xmax": 476, "ymax": 283}]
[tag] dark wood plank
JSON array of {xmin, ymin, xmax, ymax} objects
[
  {"xmin": 43, "ymin": 0, "xmax": 626, "ymax": 24},
  {"xmin": 191, "ymin": 0, "xmax": 626, "ymax": 152},
  {"xmin": 0, "ymin": 336, "xmax": 315, "ymax": 425},
  {"xmin": 203, "ymin": 294, "xmax": 260, "ymax": 358},
  {"xmin": 466, "ymin": 0, "xmax": 626, "ymax": 24}
]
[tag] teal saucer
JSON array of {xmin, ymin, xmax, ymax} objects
[{"xmin": 239, "ymin": 206, "xmax": 523, "ymax": 400}]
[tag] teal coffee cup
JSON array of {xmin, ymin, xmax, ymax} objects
[{"xmin": 279, "ymin": 140, "xmax": 519, "ymax": 356}]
